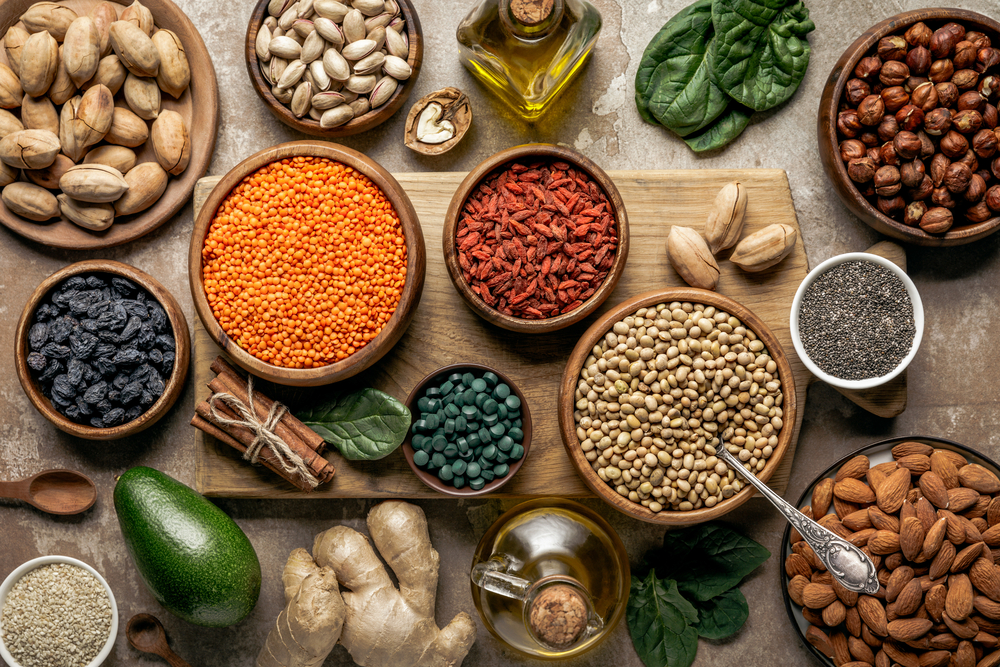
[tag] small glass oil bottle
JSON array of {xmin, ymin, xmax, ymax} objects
[{"xmin": 456, "ymin": 0, "xmax": 602, "ymax": 120}]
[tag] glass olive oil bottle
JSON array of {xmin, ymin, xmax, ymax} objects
[{"xmin": 457, "ymin": 0, "xmax": 601, "ymax": 120}]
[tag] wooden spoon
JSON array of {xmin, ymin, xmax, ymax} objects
[
  {"xmin": 127, "ymin": 614, "xmax": 194, "ymax": 667},
  {"xmin": 0, "ymin": 469, "xmax": 96, "ymax": 515}
]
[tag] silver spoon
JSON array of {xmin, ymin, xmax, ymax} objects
[{"xmin": 716, "ymin": 446, "xmax": 880, "ymax": 594}]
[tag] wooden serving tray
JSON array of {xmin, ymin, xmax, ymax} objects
[{"xmin": 188, "ymin": 169, "xmax": 895, "ymax": 499}]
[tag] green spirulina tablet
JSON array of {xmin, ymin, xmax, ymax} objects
[
  {"xmin": 469, "ymin": 478, "xmax": 485, "ymax": 490},
  {"xmin": 494, "ymin": 463, "xmax": 509, "ymax": 476},
  {"xmin": 471, "ymin": 378, "xmax": 487, "ymax": 392},
  {"xmin": 508, "ymin": 427, "xmax": 523, "ymax": 441},
  {"xmin": 412, "ymin": 419, "xmax": 427, "ymax": 433},
  {"xmin": 509, "ymin": 443, "xmax": 524, "ymax": 460},
  {"xmin": 462, "ymin": 372, "xmax": 475, "ymax": 385},
  {"xmin": 494, "ymin": 383, "xmax": 510, "ymax": 400},
  {"xmin": 453, "ymin": 475, "xmax": 466, "ymax": 489},
  {"xmin": 444, "ymin": 403, "xmax": 460, "ymax": 418},
  {"xmin": 481, "ymin": 469, "xmax": 495, "ymax": 482},
  {"xmin": 475, "ymin": 393, "xmax": 488, "ymax": 409},
  {"xmin": 426, "ymin": 386, "xmax": 441, "ymax": 397},
  {"xmin": 478, "ymin": 427, "xmax": 492, "ymax": 443},
  {"xmin": 505, "ymin": 395, "xmax": 521, "ymax": 410},
  {"xmin": 489, "ymin": 424, "xmax": 505, "ymax": 438},
  {"xmin": 438, "ymin": 466, "xmax": 454, "ymax": 481},
  {"xmin": 424, "ymin": 414, "xmax": 440, "ymax": 430},
  {"xmin": 448, "ymin": 373, "xmax": 463, "ymax": 382},
  {"xmin": 443, "ymin": 443, "xmax": 458, "ymax": 458},
  {"xmin": 468, "ymin": 433, "xmax": 481, "ymax": 447},
  {"xmin": 431, "ymin": 435, "xmax": 447, "ymax": 451},
  {"xmin": 482, "ymin": 444, "xmax": 497, "ymax": 460},
  {"xmin": 467, "ymin": 462, "xmax": 481, "ymax": 478},
  {"xmin": 483, "ymin": 372, "xmax": 498, "ymax": 386},
  {"xmin": 482, "ymin": 398, "xmax": 498, "ymax": 415},
  {"xmin": 452, "ymin": 460, "xmax": 468, "ymax": 475},
  {"xmin": 413, "ymin": 450, "xmax": 429, "ymax": 466},
  {"xmin": 431, "ymin": 452, "xmax": 446, "ymax": 468},
  {"xmin": 482, "ymin": 413, "xmax": 499, "ymax": 426},
  {"xmin": 495, "ymin": 452, "xmax": 509, "ymax": 465},
  {"xmin": 461, "ymin": 405, "xmax": 478, "ymax": 418}
]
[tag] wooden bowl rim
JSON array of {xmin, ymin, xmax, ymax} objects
[
  {"xmin": 818, "ymin": 7, "xmax": 1000, "ymax": 246},
  {"xmin": 14, "ymin": 259, "xmax": 191, "ymax": 441},
  {"xmin": 244, "ymin": 0, "xmax": 423, "ymax": 138},
  {"xmin": 0, "ymin": 0, "xmax": 219, "ymax": 250},
  {"xmin": 557, "ymin": 288, "xmax": 798, "ymax": 525},
  {"xmin": 441, "ymin": 143, "xmax": 630, "ymax": 334},
  {"xmin": 400, "ymin": 362, "xmax": 532, "ymax": 497},
  {"xmin": 188, "ymin": 140, "xmax": 426, "ymax": 387}
]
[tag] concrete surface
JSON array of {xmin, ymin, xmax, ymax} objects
[{"xmin": 2, "ymin": 0, "xmax": 999, "ymax": 665}]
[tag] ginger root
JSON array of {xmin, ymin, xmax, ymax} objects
[{"xmin": 256, "ymin": 500, "xmax": 476, "ymax": 667}]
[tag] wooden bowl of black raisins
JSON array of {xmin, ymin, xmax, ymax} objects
[{"xmin": 14, "ymin": 260, "xmax": 190, "ymax": 440}]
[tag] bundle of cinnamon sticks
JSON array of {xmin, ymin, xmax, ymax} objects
[{"xmin": 191, "ymin": 357, "xmax": 335, "ymax": 492}]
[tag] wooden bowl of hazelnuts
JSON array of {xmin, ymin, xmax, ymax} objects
[{"xmin": 819, "ymin": 9, "xmax": 1000, "ymax": 246}]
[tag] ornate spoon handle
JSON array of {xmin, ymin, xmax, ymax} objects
[{"xmin": 716, "ymin": 447, "xmax": 880, "ymax": 594}]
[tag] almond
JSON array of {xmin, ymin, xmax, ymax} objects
[
  {"xmin": 844, "ymin": 509, "xmax": 875, "ymax": 532},
  {"xmin": 818, "ymin": 513, "xmax": 852, "ymax": 539},
  {"xmin": 921, "ymin": 517, "xmax": 949, "ymax": 561},
  {"xmin": 898, "ymin": 454, "xmax": 932, "ymax": 475},
  {"xmin": 803, "ymin": 582, "xmax": 838, "ymax": 609},
  {"xmin": 955, "ymin": 641, "xmax": 977, "ymax": 667},
  {"xmin": 845, "ymin": 606, "xmax": 863, "ymax": 638},
  {"xmin": 988, "ymin": 497, "xmax": 1000, "ymax": 527},
  {"xmin": 837, "ymin": 455, "xmax": 872, "ymax": 482},
  {"xmin": 823, "ymin": 599, "xmax": 847, "ymax": 626},
  {"xmin": 882, "ymin": 639, "xmax": 920, "ymax": 666},
  {"xmin": 925, "ymin": 584, "xmax": 948, "ymax": 622},
  {"xmin": 972, "ymin": 558, "xmax": 1000, "ymax": 601},
  {"xmin": 849, "ymin": 528, "xmax": 876, "ymax": 547},
  {"xmin": 859, "ymin": 595, "xmax": 889, "ymax": 636},
  {"xmin": 833, "ymin": 578, "xmax": 859, "ymax": 607},
  {"xmin": 948, "ymin": 487, "xmax": 981, "ymax": 514},
  {"xmin": 968, "ymin": 496, "xmax": 991, "ymax": 520},
  {"xmin": 848, "ymin": 635, "xmax": 875, "ymax": 664},
  {"xmin": 834, "ymin": 496, "xmax": 862, "ymax": 520},
  {"xmin": 930, "ymin": 540, "xmax": 956, "ymax": 580},
  {"xmin": 942, "ymin": 614, "xmax": 978, "ymax": 639},
  {"xmin": 666, "ymin": 226, "xmax": 719, "ymax": 290},
  {"xmin": 870, "ymin": 530, "xmax": 902, "ymax": 555},
  {"xmin": 869, "ymin": 506, "xmax": 901, "ymax": 533},
  {"xmin": 895, "ymin": 578, "xmax": 923, "ymax": 615},
  {"xmin": 836, "ymin": 478, "xmax": 877, "ymax": 504},
  {"xmin": 916, "ymin": 497, "xmax": 938, "ymax": 533},
  {"xmin": 941, "ymin": 510, "xmax": 967, "ymax": 545},
  {"xmin": 978, "ymin": 648, "xmax": 1000, "ymax": 667},
  {"xmin": 812, "ymin": 478, "xmax": 834, "ymax": 518},
  {"xmin": 788, "ymin": 573, "xmax": 809, "ymax": 606},
  {"xmin": 888, "ymin": 618, "xmax": 933, "ymax": 641},
  {"xmin": 729, "ymin": 223, "xmax": 797, "ymax": 272},
  {"xmin": 975, "ymin": 595, "xmax": 1000, "ymax": 620},
  {"xmin": 806, "ymin": 625, "xmax": 834, "ymax": 658},
  {"xmin": 959, "ymin": 464, "xmax": 1000, "ymax": 494},
  {"xmin": 878, "ymin": 468, "xmax": 912, "ymax": 514},
  {"xmin": 918, "ymin": 649, "xmax": 951, "ymax": 667},
  {"xmin": 983, "ymin": 524, "xmax": 1000, "ymax": 547},
  {"xmin": 919, "ymin": 472, "xmax": 951, "ymax": 509},
  {"xmin": 868, "ymin": 467, "xmax": 889, "ymax": 496},
  {"xmin": 901, "ymin": 516, "xmax": 926, "ymax": 561},
  {"xmin": 933, "ymin": 449, "xmax": 969, "ymax": 470},
  {"xmin": 930, "ymin": 450, "xmax": 960, "ymax": 489},
  {"xmin": 946, "ymin": 573, "xmax": 975, "ymax": 621},
  {"xmin": 893, "ymin": 441, "xmax": 935, "ymax": 459},
  {"xmin": 785, "ymin": 553, "xmax": 812, "ymax": 579},
  {"xmin": 953, "ymin": 543, "xmax": 986, "ymax": 572}
]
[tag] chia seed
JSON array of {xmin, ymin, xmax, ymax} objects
[{"xmin": 797, "ymin": 260, "xmax": 915, "ymax": 381}]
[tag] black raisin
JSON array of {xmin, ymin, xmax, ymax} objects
[
  {"xmin": 95, "ymin": 399, "xmax": 112, "ymax": 414},
  {"xmin": 75, "ymin": 395, "xmax": 92, "ymax": 416},
  {"xmin": 94, "ymin": 357, "xmax": 116, "ymax": 376},
  {"xmin": 110, "ymin": 303, "xmax": 128, "ymax": 330},
  {"xmin": 35, "ymin": 304, "xmax": 58, "ymax": 322},
  {"xmin": 103, "ymin": 408, "xmax": 126, "ymax": 426},
  {"xmin": 155, "ymin": 334, "xmax": 175, "ymax": 351},
  {"xmin": 112, "ymin": 277, "xmax": 137, "ymax": 295},
  {"xmin": 83, "ymin": 381, "xmax": 108, "ymax": 404},
  {"xmin": 161, "ymin": 351, "xmax": 175, "ymax": 374},
  {"xmin": 49, "ymin": 316, "xmax": 77, "ymax": 343},
  {"xmin": 148, "ymin": 349, "xmax": 163, "ymax": 365},
  {"xmin": 130, "ymin": 365, "xmax": 153, "ymax": 383},
  {"xmin": 87, "ymin": 300, "xmax": 111, "ymax": 318},
  {"xmin": 113, "ymin": 349, "xmax": 144, "ymax": 365},
  {"xmin": 97, "ymin": 330, "xmax": 120, "ymax": 344},
  {"xmin": 28, "ymin": 323, "xmax": 48, "ymax": 350},
  {"xmin": 40, "ymin": 343, "xmax": 71, "ymax": 359},
  {"xmin": 64, "ymin": 276, "xmax": 86, "ymax": 290},
  {"xmin": 121, "ymin": 381, "xmax": 143, "ymax": 404},
  {"xmin": 121, "ymin": 338, "xmax": 139, "ymax": 352},
  {"xmin": 69, "ymin": 290, "xmax": 103, "ymax": 314},
  {"xmin": 69, "ymin": 331, "xmax": 99, "ymax": 359},
  {"xmin": 62, "ymin": 405, "xmax": 81, "ymax": 420},
  {"xmin": 39, "ymin": 359, "xmax": 63, "ymax": 382},
  {"xmin": 122, "ymin": 300, "xmax": 149, "ymax": 318},
  {"xmin": 67, "ymin": 358, "xmax": 85, "ymax": 386},
  {"xmin": 85, "ymin": 276, "xmax": 105, "ymax": 289},
  {"xmin": 112, "ymin": 373, "xmax": 129, "ymax": 389},
  {"xmin": 82, "ymin": 363, "xmax": 98, "ymax": 383},
  {"xmin": 125, "ymin": 405, "xmax": 144, "ymax": 421},
  {"xmin": 90, "ymin": 416, "xmax": 105, "ymax": 428},
  {"xmin": 107, "ymin": 390, "xmax": 121, "ymax": 404},
  {"xmin": 140, "ymin": 390, "xmax": 157, "ymax": 406},
  {"xmin": 27, "ymin": 352, "xmax": 47, "ymax": 372},
  {"xmin": 146, "ymin": 369, "xmax": 165, "ymax": 396},
  {"xmin": 51, "ymin": 375, "xmax": 76, "ymax": 401},
  {"xmin": 50, "ymin": 392, "xmax": 72, "ymax": 407},
  {"xmin": 94, "ymin": 342, "xmax": 115, "ymax": 357},
  {"xmin": 81, "ymin": 319, "xmax": 100, "ymax": 333},
  {"xmin": 136, "ymin": 324, "xmax": 156, "ymax": 350},
  {"xmin": 149, "ymin": 304, "xmax": 167, "ymax": 332}
]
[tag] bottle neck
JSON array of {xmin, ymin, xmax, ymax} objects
[{"xmin": 499, "ymin": 0, "xmax": 563, "ymax": 39}]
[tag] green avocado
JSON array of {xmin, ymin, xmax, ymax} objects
[{"xmin": 114, "ymin": 466, "xmax": 261, "ymax": 627}]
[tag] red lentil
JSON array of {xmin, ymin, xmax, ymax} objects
[
  {"xmin": 456, "ymin": 160, "xmax": 617, "ymax": 319},
  {"xmin": 202, "ymin": 156, "xmax": 407, "ymax": 368}
]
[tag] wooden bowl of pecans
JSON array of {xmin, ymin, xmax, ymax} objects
[
  {"xmin": 781, "ymin": 436, "xmax": 1000, "ymax": 667},
  {"xmin": 819, "ymin": 9, "xmax": 1000, "ymax": 246},
  {"xmin": 442, "ymin": 144, "xmax": 630, "ymax": 334}
]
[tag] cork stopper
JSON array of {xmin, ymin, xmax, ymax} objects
[
  {"xmin": 510, "ymin": 0, "xmax": 554, "ymax": 26},
  {"xmin": 528, "ymin": 584, "xmax": 588, "ymax": 649}
]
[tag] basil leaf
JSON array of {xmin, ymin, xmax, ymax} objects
[
  {"xmin": 693, "ymin": 588, "xmax": 749, "ymax": 639},
  {"xmin": 682, "ymin": 104, "xmax": 752, "ymax": 152},
  {"xmin": 708, "ymin": 0, "xmax": 815, "ymax": 111},
  {"xmin": 300, "ymin": 388, "xmax": 410, "ymax": 461},
  {"xmin": 652, "ymin": 524, "xmax": 771, "ymax": 601},
  {"xmin": 627, "ymin": 572, "xmax": 699, "ymax": 667}
]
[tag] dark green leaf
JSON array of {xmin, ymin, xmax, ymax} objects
[
  {"xmin": 708, "ymin": 0, "xmax": 815, "ymax": 111},
  {"xmin": 682, "ymin": 104, "xmax": 752, "ymax": 152},
  {"xmin": 627, "ymin": 572, "xmax": 700, "ymax": 667},
  {"xmin": 651, "ymin": 524, "xmax": 770, "ymax": 601},
  {"xmin": 693, "ymin": 588, "xmax": 749, "ymax": 639},
  {"xmin": 299, "ymin": 388, "xmax": 410, "ymax": 461}
]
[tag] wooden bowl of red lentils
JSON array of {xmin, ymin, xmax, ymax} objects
[
  {"xmin": 188, "ymin": 140, "xmax": 425, "ymax": 387},
  {"xmin": 442, "ymin": 144, "xmax": 630, "ymax": 334}
]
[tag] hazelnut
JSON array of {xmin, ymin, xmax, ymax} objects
[
  {"xmin": 993, "ymin": 156, "xmax": 1000, "ymax": 180},
  {"xmin": 929, "ymin": 59, "xmax": 955, "ymax": 84},
  {"xmin": 900, "ymin": 158, "xmax": 926, "ymax": 188},
  {"xmin": 840, "ymin": 139, "xmax": 867, "ymax": 162},
  {"xmin": 973, "ymin": 128, "xmax": 999, "ymax": 159},
  {"xmin": 860, "ymin": 184, "xmax": 876, "ymax": 198},
  {"xmin": 984, "ymin": 104, "xmax": 998, "ymax": 130},
  {"xmin": 966, "ymin": 201, "xmax": 993, "ymax": 223},
  {"xmin": 838, "ymin": 109, "xmax": 862, "ymax": 138},
  {"xmin": 952, "ymin": 69, "xmax": 980, "ymax": 90},
  {"xmin": 985, "ymin": 184, "xmax": 1000, "ymax": 212},
  {"xmin": 940, "ymin": 130, "xmax": 970, "ymax": 158},
  {"xmin": 964, "ymin": 173, "xmax": 987, "ymax": 202},
  {"xmin": 881, "ymin": 86, "xmax": 909, "ymax": 113},
  {"xmin": 880, "ymin": 141, "xmax": 900, "ymax": 167},
  {"xmin": 893, "ymin": 130, "xmax": 922, "ymax": 160},
  {"xmin": 917, "ymin": 130, "xmax": 935, "ymax": 158},
  {"xmin": 855, "ymin": 56, "xmax": 883, "ymax": 81},
  {"xmin": 930, "ymin": 29, "xmax": 959, "ymax": 60},
  {"xmin": 980, "ymin": 75, "xmax": 1000, "ymax": 101},
  {"xmin": 976, "ymin": 168, "xmax": 992, "ymax": 184},
  {"xmin": 877, "ymin": 115, "xmax": 900, "ymax": 142},
  {"xmin": 847, "ymin": 157, "xmax": 877, "ymax": 183},
  {"xmin": 845, "ymin": 78, "xmax": 871, "ymax": 106},
  {"xmin": 895, "ymin": 104, "xmax": 925, "ymax": 132},
  {"xmin": 936, "ymin": 82, "xmax": 960, "ymax": 107},
  {"xmin": 911, "ymin": 175, "xmax": 934, "ymax": 200},
  {"xmin": 942, "ymin": 23, "xmax": 966, "ymax": 41},
  {"xmin": 910, "ymin": 81, "xmax": 939, "ymax": 111},
  {"xmin": 943, "ymin": 162, "xmax": 973, "ymax": 193},
  {"xmin": 930, "ymin": 153, "xmax": 951, "ymax": 187},
  {"xmin": 957, "ymin": 149, "xmax": 979, "ymax": 172},
  {"xmin": 878, "ymin": 36, "xmax": 909, "ymax": 62},
  {"xmin": 923, "ymin": 107, "xmax": 952, "ymax": 136},
  {"xmin": 957, "ymin": 90, "xmax": 987, "ymax": 112},
  {"xmin": 906, "ymin": 46, "xmax": 931, "ymax": 75},
  {"xmin": 965, "ymin": 31, "xmax": 991, "ymax": 51},
  {"xmin": 880, "ymin": 61, "xmax": 910, "ymax": 87},
  {"xmin": 952, "ymin": 109, "xmax": 983, "ymax": 135},
  {"xmin": 904, "ymin": 200, "xmax": 927, "ymax": 226},
  {"xmin": 858, "ymin": 95, "xmax": 886, "ymax": 126},
  {"xmin": 979, "ymin": 47, "xmax": 1000, "ymax": 71},
  {"xmin": 953, "ymin": 41, "xmax": 979, "ymax": 70},
  {"xmin": 868, "ymin": 147, "xmax": 884, "ymax": 166},
  {"xmin": 933, "ymin": 186, "xmax": 957, "ymax": 208},
  {"xmin": 904, "ymin": 76, "xmax": 929, "ymax": 94},
  {"xmin": 874, "ymin": 164, "xmax": 902, "ymax": 196},
  {"xmin": 878, "ymin": 195, "xmax": 906, "ymax": 216},
  {"xmin": 860, "ymin": 132, "xmax": 879, "ymax": 147},
  {"xmin": 905, "ymin": 22, "xmax": 933, "ymax": 48},
  {"xmin": 919, "ymin": 206, "xmax": 954, "ymax": 233}
]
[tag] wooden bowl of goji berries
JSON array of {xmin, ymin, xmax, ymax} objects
[
  {"xmin": 188, "ymin": 140, "xmax": 425, "ymax": 387},
  {"xmin": 443, "ymin": 144, "xmax": 629, "ymax": 334}
]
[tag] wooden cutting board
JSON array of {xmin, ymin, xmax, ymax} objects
[{"xmin": 192, "ymin": 169, "xmax": 817, "ymax": 498}]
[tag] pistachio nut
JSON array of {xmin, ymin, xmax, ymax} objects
[
  {"xmin": 0, "ymin": 129, "xmax": 60, "ymax": 169},
  {"xmin": 276, "ymin": 59, "xmax": 306, "ymax": 89},
  {"xmin": 63, "ymin": 17, "xmax": 102, "ymax": 88},
  {"xmin": 264, "ymin": 16, "xmax": 278, "ymax": 31},
  {"xmin": 0, "ymin": 63, "xmax": 23, "ymax": 108},
  {"xmin": 269, "ymin": 57, "xmax": 289, "ymax": 86},
  {"xmin": 109, "ymin": 20, "xmax": 160, "ymax": 77},
  {"xmin": 704, "ymin": 181, "xmax": 748, "ymax": 255},
  {"xmin": 268, "ymin": 0, "xmax": 293, "ymax": 18},
  {"xmin": 0, "ymin": 161, "xmax": 17, "ymax": 187},
  {"xmin": 666, "ymin": 225, "xmax": 720, "ymax": 290},
  {"xmin": 322, "ymin": 48, "xmax": 349, "ymax": 81},
  {"xmin": 104, "ymin": 106, "xmax": 148, "ymax": 147},
  {"xmin": 369, "ymin": 75, "xmax": 396, "ymax": 107},
  {"xmin": 291, "ymin": 80, "xmax": 312, "ymax": 118},
  {"xmin": 384, "ymin": 0, "xmax": 401, "ymax": 15},
  {"xmin": 121, "ymin": 0, "xmax": 155, "ymax": 35},
  {"xmin": 365, "ymin": 13, "xmax": 392, "ymax": 32},
  {"xmin": 388, "ymin": 17, "xmax": 405, "ymax": 33},
  {"xmin": 150, "ymin": 110, "xmax": 189, "ymax": 176},
  {"xmin": 298, "ymin": 0, "xmax": 315, "ymax": 19},
  {"xmin": 84, "ymin": 54, "xmax": 127, "ymax": 95},
  {"xmin": 729, "ymin": 223, "xmax": 797, "ymax": 273},
  {"xmin": 300, "ymin": 30, "xmax": 325, "ymax": 64},
  {"xmin": 2, "ymin": 182, "xmax": 59, "ymax": 221},
  {"xmin": 342, "ymin": 9, "xmax": 366, "ymax": 43},
  {"xmin": 58, "ymin": 194, "xmax": 114, "ymax": 230},
  {"xmin": 48, "ymin": 46, "xmax": 76, "ymax": 105},
  {"xmin": 342, "ymin": 39, "xmax": 376, "ymax": 61},
  {"xmin": 20, "ymin": 30, "xmax": 60, "ymax": 97},
  {"xmin": 20, "ymin": 2, "xmax": 79, "ymax": 41},
  {"xmin": 3, "ymin": 25, "xmax": 30, "ymax": 77},
  {"xmin": 311, "ymin": 90, "xmax": 345, "ymax": 110},
  {"xmin": 151, "ymin": 30, "xmax": 190, "ymax": 99},
  {"xmin": 59, "ymin": 163, "xmax": 128, "ymax": 202},
  {"xmin": 345, "ymin": 74, "xmax": 376, "ymax": 94},
  {"xmin": 314, "ymin": 17, "xmax": 343, "ymax": 47},
  {"xmin": 26, "ymin": 153, "xmax": 74, "ymax": 189},
  {"xmin": 278, "ymin": 4, "xmax": 300, "ymax": 31},
  {"xmin": 313, "ymin": 0, "xmax": 349, "ymax": 22},
  {"xmin": 320, "ymin": 104, "xmax": 354, "ymax": 128},
  {"xmin": 88, "ymin": 2, "xmax": 118, "ymax": 56},
  {"xmin": 83, "ymin": 145, "xmax": 137, "ymax": 174},
  {"xmin": 292, "ymin": 18, "xmax": 315, "ymax": 39},
  {"xmin": 352, "ymin": 51, "xmax": 384, "ymax": 76},
  {"xmin": 272, "ymin": 84, "xmax": 293, "ymax": 104},
  {"xmin": 353, "ymin": 0, "xmax": 385, "ymax": 17},
  {"xmin": 21, "ymin": 95, "xmax": 59, "ymax": 135},
  {"xmin": 60, "ymin": 85, "xmax": 113, "ymax": 162},
  {"xmin": 269, "ymin": 35, "xmax": 302, "ymax": 59},
  {"xmin": 115, "ymin": 161, "xmax": 167, "ymax": 215},
  {"xmin": 348, "ymin": 96, "xmax": 370, "ymax": 117},
  {"xmin": 307, "ymin": 106, "xmax": 322, "ymax": 121},
  {"xmin": 0, "ymin": 109, "xmax": 24, "ymax": 138},
  {"xmin": 383, "ymin": 26, "xmax": 407, "ymax": 59},
  {"xmin": 308, "ymin": 59, "xmax": 331, "ymax": 90},
  {"xmin": 256, "ymin": 23, "xmax": 272, "ymax": 62},
  {"xmin": 123, "ymin": 73, "xmax": 160, "ymax": 120},
  {"xmin": 339, "ymin": 89, "xmax": 358, "ymax": 104},
  {"xmin": 366, "ymin": 26, "xmax": 386, "ymax": 52},
  {"xmin": 382, "ymin": 54, "xmax": 410, "ymax": 80}
]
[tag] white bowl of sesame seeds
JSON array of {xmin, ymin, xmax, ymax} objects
[
  {"xmin": 0, "ymin": 556, "xmax": 118, "ymax": 667},
  {"xmin": 790, "ymin": 252, "xmax": 924, "ymax": 391}
]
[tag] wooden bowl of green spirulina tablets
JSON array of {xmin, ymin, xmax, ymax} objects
[{"xmin": 401, "ymin": 363, "xmax": 532, "ymax": 497}]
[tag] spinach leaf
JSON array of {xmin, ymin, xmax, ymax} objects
[
  {"xmin": 708, "ymin": 0, "xmax": 815, "ymax": 111},
  {"xmin": 635, "ymin": 0, "xmax": 729, "ymax": 136},
  {"xmin": 627, "ymin": 572, "xmax": 699, "ymax": 667},
  {"xmin": 299, "ymin": 388, "xmax": 410, "ymax": 461},
  {"xmin": 693, "ymin": 588, "xmax": 749, "ymax": 639},
  {"xmin": 682, "ymin": 104, "xmax": 753, "ymax": 152}
]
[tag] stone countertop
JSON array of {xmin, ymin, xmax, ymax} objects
[{"xmin": 2, "ymin": 0, "xmax": 999, "ymax": 665}]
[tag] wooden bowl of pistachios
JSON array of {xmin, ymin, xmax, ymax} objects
[{"xmin": 245, "ymin": 0, "xmax": 422, "ymax": 137}]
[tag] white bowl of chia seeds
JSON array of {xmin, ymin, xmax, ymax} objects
[
  {"xmin": 790, "ymin": 252, "xmax": 924, "ymax": 390},
  {"xmin": 0, "ymin": 556, "xmax": 118, "ymax": 667}
]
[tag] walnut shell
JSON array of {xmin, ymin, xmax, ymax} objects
[{"xmin": 404, "ymin": 87, "xmax": 472, "ymax": 156}]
